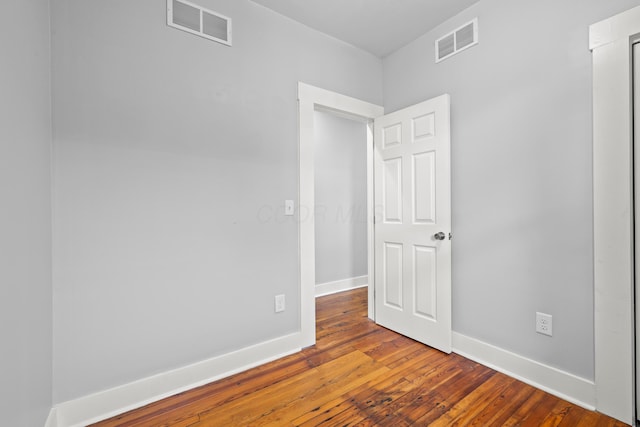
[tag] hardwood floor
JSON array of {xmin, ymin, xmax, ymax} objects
[{"xmin": 92, "ymin": 288, "xmax": 628, "ymax": 426}]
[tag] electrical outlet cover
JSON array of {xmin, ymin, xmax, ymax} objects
[{"xmin": 536, "ymin": 312, "xmax": 553, "ymax": 336}]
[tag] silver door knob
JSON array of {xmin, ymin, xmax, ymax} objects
[{"xmin": 434, "ymin": 232, "xmax": 446, "ymax": 241}]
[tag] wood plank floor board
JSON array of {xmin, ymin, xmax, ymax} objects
[
  {"xmin": 293, "ymin": 373, "xmax": 414, "ymax": 426},
  {"xmin": 428, "ymin": 374, "xmax": 517, "ymax": 426},
  {"xmin": 501, "ymin": 388, "xmax": 551, "ymax": 427},
  {"xmin": 516, "ymin": 393, "xmax": 570, "ymax": 427},
  {"xmin": 294, "ymin": 345, "xmax": 462, "ymax": 427},
  {"xmin": 465, "ymin": 379, "xmax": 538, "ymax": 426},
  {"xmin": 408, "ymin": 368, "xmax": 498, "ymax": 425},
  {"xmin": 346, "ymin": 359, "xmax": 463, "ymax": 426},
  {"xmin": 363, "ymin": 334, "xmax": 431, "ymax": 366},
  {"xmin": 538, "ymin": 400, "xmax": 579, "ymax": 427},
  {"xmin": 555, "ymin": 406, "xmax": 589, "ymax": 427},
  {"xmin": 92, "ymin": 288, "xmax": 629, "ymax": 427},
  {"xmin": 107, "ymin": 353, "xmax": 316, "ymax": 427},
  {"xmin": 196, "ymin": 352, "xmax": 390, "ymax": 426}
]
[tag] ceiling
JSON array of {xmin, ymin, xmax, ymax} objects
[{"xmin": 250, "ymin": 0, "xmax": 480, "ymax": 58}]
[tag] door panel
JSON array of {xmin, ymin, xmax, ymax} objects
[
  {"xmin": 414, "ymin": 244, "xmax": 437, "ymax": 320},
  {"xmin": 383, "ymin": 158, "xmax": 403, "ymax": 223},
  {"xmin": 413, "ymin": 151, "xmax": 436, "ymax": 224},
  {"xmin": 374, "ymin": 94, "xmax": 451, "ymax": 353},
  {"xmin": 383, "ymin": 242, "xmax": 403, "ymax": 309}
]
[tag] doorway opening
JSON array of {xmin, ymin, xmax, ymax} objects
[
  {"xmin": 297, "ymin": 83, "xmax": 384, "ymax": 349},
  {"xmin": 313, "ymin": 109, "xmax": 369, "ymax": 300}
]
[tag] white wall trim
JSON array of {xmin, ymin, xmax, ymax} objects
[
  {"xmin": 53, "ymin": 333, "xmax": 301, "ymax": 427},
  {"xmin": 315, "ymin": 275, "xmax": 368, "ymax": 297},
  {"xmin": 45, "ymin": 408, "xmax": 58, "ymax": 427},
  {"xmin": 453, "ymin": 332, "xmax": 596, "ymax": 410},
  {"xmin": 589, "ymin": 5, "xmax": 640, "ymax": 424},
  {"xmin": 590, "ymin": 5, "xmax": 640, "ymax": 50},
  {"xmin": 298, "ymin": 83, "xmax": 384, "ymax": 343}
]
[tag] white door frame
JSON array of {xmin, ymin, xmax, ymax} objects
[
  {"xmin": 297, "ymin": 82, "xmax": 384, "ymax": 348},
  {"xmin": 590, "ymin": 6, "xmax": 640, "ymax": 425}
]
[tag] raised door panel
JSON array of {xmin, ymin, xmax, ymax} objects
[
  {"xmin": 414, "ymin": 245, "xmax": 437, "ymax": 320},
  {"xmin": 383, "ymin": 243, "xmax": 404, "ymax": 309},
  {"xmin": 412, "ymin": 151, "xmax": 436, "ymax": 225},
  {"xmin": 383, "ymin": 158, "xmax": 403, "ymax": 224}
]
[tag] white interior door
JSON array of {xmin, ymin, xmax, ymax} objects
[{"xmin": 374, "ymin": 94, "xmax": 451, "ymax": 353}]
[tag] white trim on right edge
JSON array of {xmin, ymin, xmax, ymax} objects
[
  {"xmin": 589, "ymin": 5, "xmax": 640, "ymax": 425},
  {"xmin": 453, "ymin": 332, "xmax": 596, "ymax": 410}
]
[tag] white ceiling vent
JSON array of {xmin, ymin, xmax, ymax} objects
[
  {"xmin": 167, "ymin": 0, "xmax": 232, "ymax": 46},
  {"xmin": 435, "ymin": 19, "xmax": 478, "ymax": 63}
]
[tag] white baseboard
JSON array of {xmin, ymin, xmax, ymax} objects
[
  {"xmin": 315, "ymin": 275, "xmax": 367, "ymax": 297},
  {"xmin": 452, "ymin": 332, "xmax": 596, "ymax": 410},
  {"xmin": 53, "ymin": 333, "xmax": 302, "ymax": 427},
  {"xmin": 45, "ymin": 408, "xmax": 57, "ymax": 427}
]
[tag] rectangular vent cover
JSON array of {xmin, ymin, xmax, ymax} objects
[
  {"xmin": 168, "ymin": 0, "xmax": 232, "ymax": 46},
  {"xmin": 435, "ymin": 19, "xmax": 478, "ymax": 63}
]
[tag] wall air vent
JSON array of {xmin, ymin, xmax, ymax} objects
[
  {"xmin": 435, "ymin": 19, "xmax": 478, "ymax": 63},
  {"xmin": 167, "ymin": 0, "xmax": 232, "ymax": 46}
]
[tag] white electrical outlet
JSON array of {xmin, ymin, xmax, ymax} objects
[
  {"xmin": 536, "ymin": 312, "xmax": 553, "ymax": 336},
  {"xmin": 275, "ymin": 294, "xmax": 285, "ymax": 313}
]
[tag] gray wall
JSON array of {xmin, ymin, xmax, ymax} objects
[
  {"xmin": 0, "ymin": 0, "xmax": 53, "ymax": 425},
  {"xmin": 383, "ymin": 0, "xmax": 640, "ymax": 380},
  {"xmin": 314, "ymin": 111, "xmax": 368, "ymax": 285},
  {"xmin": 51, "ymin": 0, "xmax": 382, "ymax": 403}
]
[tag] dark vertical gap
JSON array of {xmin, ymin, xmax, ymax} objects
[{"xmin": 632, "ymin": 39, "xmax": 639, "ymax": 427}]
